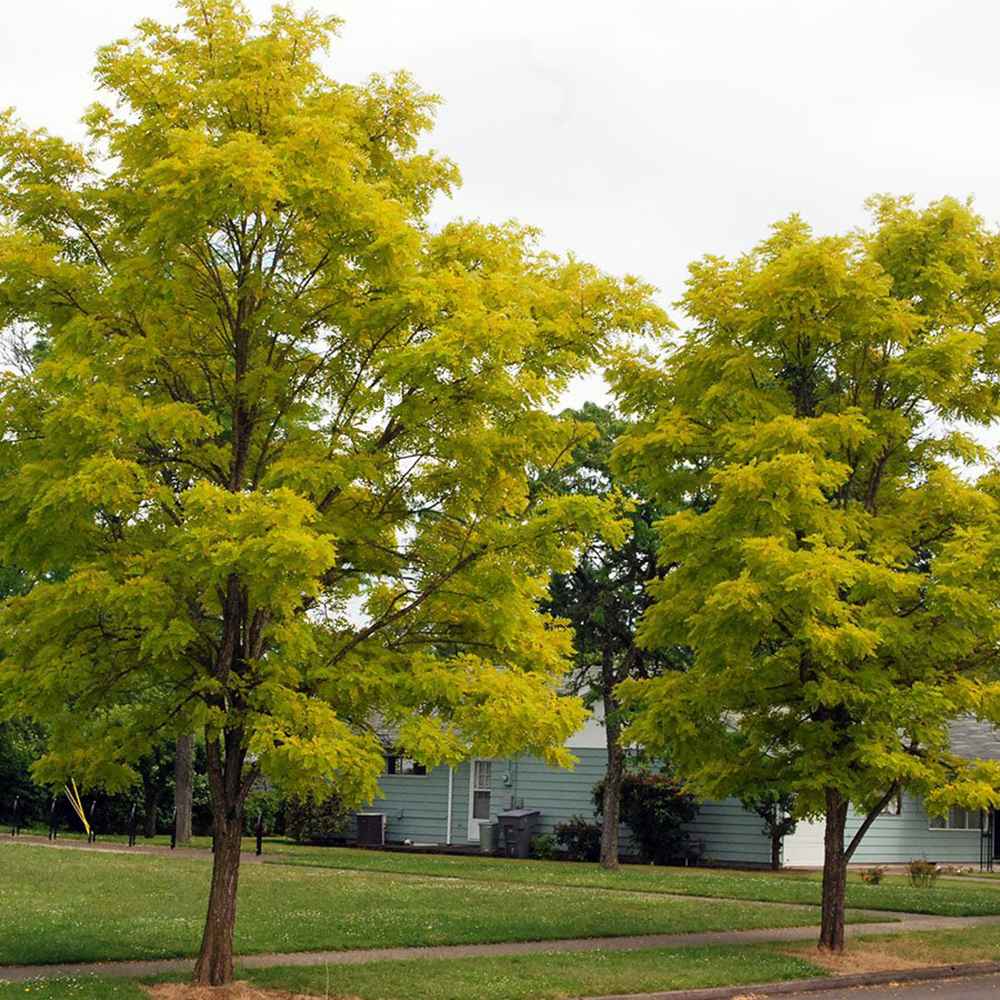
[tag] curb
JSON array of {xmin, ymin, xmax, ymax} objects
[{"xmin": 577, "ymin": 960, "xmax": 1000, "ymax": 999}]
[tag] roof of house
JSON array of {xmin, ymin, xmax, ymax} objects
[{"xmin": 949, "ymin": 717, "xmax": 1000, "ymax": 761}]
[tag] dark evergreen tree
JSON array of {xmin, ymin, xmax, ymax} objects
[{"xmin": 543, "ymin": 402, "xmax": 688, "ymax": 869}]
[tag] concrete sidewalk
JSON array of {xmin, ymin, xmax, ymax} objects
[{"xmin": 4, "ymin": 914, "xmax": 1000, "ymax": 984}]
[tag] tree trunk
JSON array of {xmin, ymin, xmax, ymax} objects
[
  {"xmin": 193, "ymin": 725, "xmax": 252, "ymax": 986},
  {"xmin": 175, "ymin": 734, "xmax": 194, "ymax": 845},
  {"xmin": 599, "ymin": 654, "xmax": 624, "ymax": 871},
  {"xmin": 771, "ymin": 831, "xmax": 782, "ymax": 870},
  {"xmin": 819, "ymin": 787, "xmax": 849, "ymax": 952},
  {"xmin": 193, "ymin": 808, "xmax": 244, "ymax": 985},
  {"xmin": 600, "ymin": 737, "xmax": 624, "ymax": 870}
]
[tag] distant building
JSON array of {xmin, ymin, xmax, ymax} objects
[{"xmin": 356, "ymin": 712, "xmax": 999, "ymax": 869}]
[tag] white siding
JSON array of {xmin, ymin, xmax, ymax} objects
[{"xmin": 782, "ymin": 817, "xmax": 824, "ymax": 866}]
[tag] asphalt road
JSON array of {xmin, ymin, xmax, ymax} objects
[{"xmin": 780, "ymin": 972, "xmax": 1000, "ymax": 998}]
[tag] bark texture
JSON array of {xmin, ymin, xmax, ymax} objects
[
  {"xmin": 193, "ymin": 724, "xmax": 253, "ymax": 986},
  {"xmin": 599, "ymin": 654, "xmax": 623, "ymax": 870},
  {"xmin": 175, "ymin": 733, "xmax": 194, "ymax": 845},
  {"xmin": 600, "ymin": 735, "xmax": 624, "ymax": 869},
  {"xmin": 193, "ymin": 810, "xmax": 244, "ymax": 985},
  {"xmin": 819, "ymin": 788, "xmax": 849, "ymax": 952},
  {"xmin": 818, "ymin": 782, "xmax": 901, "ymax": 952}
]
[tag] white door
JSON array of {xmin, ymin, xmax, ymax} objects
[
  {"xmin": 467, "ymin": 759, "xmax": 492, "ymax": 840},
  {"xmin": 782, "ymin": 817, "xmax": 826, "ymax": 867}
]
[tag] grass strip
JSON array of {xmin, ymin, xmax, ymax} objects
[
  {"xmin": 261, "ymin": 843, "xmax": 1000, "ymax": 916},
  {"xmin": 782, "ymin": 923, "xmax": 1000, "ymax": 974},
  {"xmin": 0, "ymin": 945, "xmax": 825, "ymax": 1000}
]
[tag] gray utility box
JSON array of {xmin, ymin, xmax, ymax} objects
[
  {"xmin": 497, "ymin": 808, "xmax": 540, "ymax": 859},
  {"xmin": 479, "ymin": 821, "xmax": 500, "ymax": 855}
]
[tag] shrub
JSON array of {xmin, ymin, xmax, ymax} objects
[
  {"xmin": 554, "ymin": 815, "xmax": 602, "ymax": 862},
  {"xmin": 0, "ymin": 720, "xmax": 49, "ymax": 827},
  {"xmin": 190, "ymin": 771, "xmax": 214, "ymax": 836},
  {"xmin": 860, "ymin": 865, "xmax": 888, "ymax": 885},
  {"xmin": 285, "ymin": 794, "xmax": 351, "ymax": 844},
  {"xmin": 594, "ymin": 769, "xmax": 698, "ymax": 865},
  {"xmin": 243, "ymin": 788, "xmax": 285, "ymax": 836},
  {"xmin": 93, "ymin": 786, "xmax": 146, "ymax": 835},
  {"xmin": 530, "ymin": 833, "xmax": 558, "ymax": 860},
  {"xmin": 908, "ymin": 858, "xmax": 940, "ymax": 888}
]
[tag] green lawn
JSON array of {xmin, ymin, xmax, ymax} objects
[
  {"xmin": 0, "ymin": 978, "xmax": 146, "ymax": 999},
  {"xmin": 261, "ymin": 843, "xmax": 1000, "ymax": 916},
  {"xmin": 0, "ymin": 844, "xmax": 830, "ymax": 966},
  {"xmin": 23, "ymin": 832, "xmax": 1000, "ymax": 918},
  {"xmin": 246, "ymin": 945, "xmax": 827, "ymax": 1000}
]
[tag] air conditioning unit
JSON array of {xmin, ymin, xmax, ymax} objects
[{"xmin": 356, "ymin": 812, "xmax": 386, "ymax": 847}]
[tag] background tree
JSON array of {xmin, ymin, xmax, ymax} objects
[
  {"xmin": 137, "ymin": 741, "xmax": 174, "ymax": 839},
  {"xmin": 0, "ymin": 718, "xmax": 48, "ymax": 827},
  {"xmin": 174, "ymin": 733, "xmax": 195, "ymax": 845},
  {"xmin": 740, "ymin": 789, "xmax": 796, "ymax": 870},
  {"xmin": 542, "ymin": 402, "xmax": 686, "ymax": 869},
  {"xmin": 613, "ymin": 197, "xmax": 1000, "ymax": 952},
  {"xmin": 0, "ymin": 1, "xmax": 661, "ymax": 985},
  {"xmin": 6, "ymin": 320, "xmax": 200, "ymax": 845},
  {"xmin": 0, "ymin": 540, "xmax": 40, "ymax": 828}
]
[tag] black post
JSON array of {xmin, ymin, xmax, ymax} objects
[
  {"xmin": 48, "ymin": 796, "xmax": 58, "ymax": 840},
  {"xmin": 127, "ymin": 803, "xmax": 137, "ymax": 847},
  {"xmin": 255, "ymin": 811, "xmax": 263, "ymax": 856},
  {"xmin": 170, "ymin": 808, "xmax": 177, "ymax": 850},
  {"xmin": 10, "ymin": 795, "xmax": 19, "ymax": 837},
  {"xmin": 993, "ymin": 808, "xmax": 999, "ymax": 873},
  {"xmin": 982, "ymin": 810, "xmax": 988, "ymax": 872},
  {"xmin": 87, "ymin": 799, "xmax": 97, "ymax": 843},
  {"xmin": 986, "ymin": 809, "xmax": 996, "ymax": 874}
]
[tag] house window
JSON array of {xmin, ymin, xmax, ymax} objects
[
  {"xmin": 929, "ymin": 806, "xmax": 981, "ymax": 831},
  {"xmin": 472, "ymin": 760, "xmax": 492, "ymax": 820},
  {"xmin": 384, "ymin": 753, "xmax": 426, "ymax": 776}
]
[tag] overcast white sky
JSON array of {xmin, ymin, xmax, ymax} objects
[{"xmin": 5, "ymin": 0, "xmax": 1000, "ymax": 408}]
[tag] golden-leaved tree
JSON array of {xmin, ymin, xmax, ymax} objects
[
  {"xmin": 0, "ymin": 1, "xmax": 660, "ymax": 983},
  {"xmin": 612, "ymin": 198, "xmax": 1000, "ymax": 952}
]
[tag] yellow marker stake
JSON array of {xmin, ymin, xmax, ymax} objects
[{"xmin": 64, "ymin": 778, "xmax": 91, "ymax": 837}]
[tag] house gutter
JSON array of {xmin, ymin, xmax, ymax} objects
[{"xmin": 446, "ymin": 766, "xmax": 454, "ymax": 845}]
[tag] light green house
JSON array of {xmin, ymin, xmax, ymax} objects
[{"xmin": 362, "ymin": 714, "xmax": 998, "ymax": 869}]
